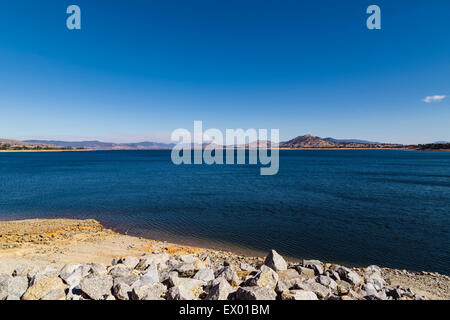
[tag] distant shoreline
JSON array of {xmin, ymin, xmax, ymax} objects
[
  {"xmin": 1, "ymin": 148, "xmax": 449, "ymax": 152},
  {"xmin": 0, "ymin": 149, "xmax": 95, "ymax": 153}
]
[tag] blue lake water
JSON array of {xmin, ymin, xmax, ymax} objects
[{"xmin": 0, "ymin": 150, "xmax": 449, "ymax": 274}]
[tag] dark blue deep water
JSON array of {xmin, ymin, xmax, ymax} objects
[{"xmin": 0, "ymin": 150, "xmax": 449, "ymax": 274}]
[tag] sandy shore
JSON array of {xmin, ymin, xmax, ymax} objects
[{"xmin": 1, "ymin": 218, "xmax": 449, "ymax": 300}]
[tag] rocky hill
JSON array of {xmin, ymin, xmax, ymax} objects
[{"xmin": 280, "ymin": 135, "xmax": 402, "ymax": 149}]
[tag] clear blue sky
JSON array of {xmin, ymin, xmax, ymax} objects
[{"xmin": 0, "ymin": 0, "xmax": 449, "ymax": 144}]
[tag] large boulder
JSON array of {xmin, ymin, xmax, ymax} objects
[
  {"xmin": 193, "ymin": 268, "xmax": 215, "ymax": 282},
  {"xmin": 22, "ymin": 276, "xmax": 66, "ymax": 300},
  {"xmin": 119, "ymin": 257, "xmax": 140, "ymax": 269},
  {"xmin": 5, "ymin": 276, "xmax": 29, "ymax": 300},
  {"xmin": 0, "ymin": 274, "xmax": 11, "ymax": 300},
  {"xmin": 132, "ymin": 265, "xmax": 159, "ymax": 287},
  {"xmin": 246, "ymin": 265, "xmax": 278, "ymax": 290},
  {"xmin": 41, "ymin": 288, "xmax": 66, "ymax": 300},
  {"xmin": 176, "ymin": 263, "xmax": 196, "ymax": 277},
  {"xmin": 334, "ymin": 266, "xmax": 362, "ymax": 287},
  {"xmin": 215, "ymin": 266, "xmax": 240, "ymax": 286},
  {"xmin": 131, "ymin": 283, "xmax": 166, "ymax": 300},
  {"xmin": 90, "ymin": 263, "xmax": 107, "ymax": 275},
  {"xmin": 113, "ymin": 282, "xmax": 132, "ymax": 300},
  {"xmin": 168, "ymin": 273, "xmax": 205, "ymax": 299},
  {"xmin": 205, "ymin": 278, "xmax": 234, "ymax": 300},
  {"xmin": 108, "ymin": 265, "xmax": 132, "ymax": 278},
  {"xmin": 79, "ymin": 273, "xmax": 113, "ymax": 300},
  {"xmin": 60, "ymin": 267, "xmax": 83, "ymax": 287},
  {"xmin": 235, "ymin": 287, "xmax": 276, "ymax": 300},
  {"xmin": 177, "ymin": 255, "xmax": 199, "ymax": 264},
  {"xmin": 166, "ymin": 286, "xmax": 196, "ymax": 300},
  {"xmin": 318, "ymin": 275, "xmax": 338, "ymax": 291},
  {"xmin": 294, "ymin": 280, "xmax": 330, "ymax": 299},
  {"xmin": 302, "ymin": 260, "xmax": 324, "ymax": 275},
  {"xmin": 277, "ymin": 269, "xmax": 301, "ymax": 281},
  {"xmin": 264, "ymin": 250, "xmax": 287, "ymax": 271},
  {"xmin": 28, "ymin": 266, "xmax": 59, "ymax": 286},
  {"xmin": 281, "ymin": 290, "xmax": 318, "ymax": 300}
]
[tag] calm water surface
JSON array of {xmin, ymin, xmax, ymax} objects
[{"xmin": 0, "ymin": 150, "xmax": 449, "ymax": 274}]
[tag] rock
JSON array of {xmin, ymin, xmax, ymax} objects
[
  {"xmin": 193, "ymin": 259, "xmax": 206, "ymax": 271},
  {"xmin": 275, "ymin": 278, "xmax": 302, "ymax": 294},
  {"xmin": 22, "ymin": 277, "xmax": 66, "ymax": 300},
  {"xmin": 59, "ymin": 264, "xmax": 80, "ymax": 279},
  {"xmin": 76, "ymin": 263, "xmax": 92, "ymax": 277},
  {"xmin": 193, "ymin": 268, "xmax": 215, "ymax": 282},
  {"xmin": 296, "ymin": 266, "xmax": 316, "ymax": 280},
  {"xmin": 281, "ymin": 290, "xmax": 318, "ymax": 300},
  {"xmin": 0, "ymin": 274, "xmax": 11, "ymax": 300},
  {"xmin": 114, "ymin": 274, "xmax": 140, "ymax": 286},
  {"xmin": 131, "ymin": 283, "xmax": 166, "ymax": 300},
  {"xmin": 6, "ymin": 276, "xmax": 29, "ymax": 299},
  {"xmin": 303, "ymin": 260, "xmax": 324, "ymax": 275},
  {"xmin": 362, "ymin": 283, "xmax": 378, "ymax": 297},
  {"xmin": 318, "ymin": 275, "xmax": 338, "ymax": 290},
  {"xmin": 41, "ymin": 288, "xmax": 66, "ymax": 300},
  {"xmin": 108, "ymin": 265, "xmax": 132, "ymax": 278},
  {"xmin": 112, "ymin": 282, "xmax": 132, "ymax": 300},
  {"xmin": 12, "ymin": 265, "xmax": 35, "ymax": 277},
  {"xmin": 166, "ymin": 286, "xmax": 196, "ymax": 300},
  {"xmin": 178, "ymin": 255, "xmax": 199, "ymax": 264},
  {"xmin": 277, "ymin": 269, "xmax": 301, "ymax": 281},
  {"xmin": 365, "ymin": 273, "xmax": 386, "ymax": 290},
  {"xmin": 205, "ymin": 278, "xmax": 234, "ymax": 300},
  {"xmin": 136, "ymin": 253, "xmax": 171, "ymax": 268},
  {"xmin": 325, "ymin": 269, "xmax": 340, "ymax": 281},
  {"xmin": 79, "ymin": 274, "xmax": 113, "ymax": 300},
  {"xmin": 90, "ymin": 263, "xmax": 107, "ymax": 275},
  {"xmin": 119, "ymin": 257, "xmax": 140, "ymax": 269},
  {"xmin": 365, "ymin": 265, "xmax": 381, "ymax": 274},
  {"xmin": 60, "ymin": 267, "xmax": 83, "ymax": 287},
  {"xmin": 240, "ymin": 263, "xmax": 256, "ymax": 272},
  {"xmin": 176, "ymin": 263, "xmax": 196, "ymax": 277},
  {"xmin": 363, "ymin": 287, "xmax": 387, "ymax": 300},
  {"xmin": 335, "ymin": 266, "xmax": 362, "ymax": 286},
  {"xmin": 294, "ymin": 280, "xmax": 330, "ymax": 299},
  {"xmin": 216, "ymin": 266, "xmax": 240, "ymax": 286},
  {"xmin": 235, "ymin": 287, "xmax": 276, "ymax": 300},
  {"xmin": 168, "ymin": 274, "xmax": 205, "ymax": 299},
  {"xmin": 264, "ymin": 250, "xmax": 287, "ymax": 272},
  {"xmin": 246, "ymin": 265, "xmax": 278, "ymax": 290},
  {"xmin": 132, "ymin": 265, "xmax": 159, "ymax": 287},
  {"xmin": 29, "ymin": 266, "xmax": 59, "ymax": 286}
]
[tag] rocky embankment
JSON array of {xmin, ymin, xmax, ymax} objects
[{"xmin": 0, "ymin": 219, "xmax": 449, "ymax": 300}]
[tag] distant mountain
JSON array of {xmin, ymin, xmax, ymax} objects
[
  {"xmin": 24, "ymin": 140, "xmax": 174, "ymax": 150},
  {"xmin": 281, "ymin": 135, "xmax": 338, "ymax": 148},
  {"xmin": 434, "ymin": 141, "xmax": 450, "ymax": 144},
  {"xmin": 281, "ymin": 135, "xmax": 402, "ymax": 149},
  {"xmin": 324, "ymin": 137, "xmax": 382, "ymax": 145}
]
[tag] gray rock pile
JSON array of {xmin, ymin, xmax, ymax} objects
[{"xmin": 0, "ymin": 250, "xmax": 425, "ymax": 300}]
